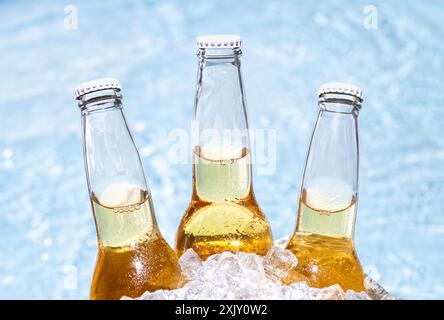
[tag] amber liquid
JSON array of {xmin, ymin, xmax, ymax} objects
[
  {"xmin": 176, "ymin": 146, "xmax": 273, "ymax": 259},
  {"xmin": 90, "ymin": 184, "xmax": 181, "ymax": 299},
  {"xmin": 286, "ymin": 188, "xmax": 365, "ymax": 292}
]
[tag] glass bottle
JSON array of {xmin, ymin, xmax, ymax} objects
[
  {"xmin": 176, "ymin": 35, "xmax": 273, "ymax": 259},
  {"xmin": 286, "ymin": 83, "xmax": 366, "ymax": 292},
  {"xmin": 76, "ymin": 78, "xmax": 181, "ymax": 299}
]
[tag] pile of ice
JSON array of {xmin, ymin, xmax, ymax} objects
[{"xmin": 127, "ymin": 239, "xmax": 395, "ymax": 300}]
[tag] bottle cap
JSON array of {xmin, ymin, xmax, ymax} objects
[
  {"xmin": 75, "ymin": 78, "xmax": 121, "ymax": 99},
  {"xmin": 317, "ymin": 82, "xmax": 363, "ymax": 100},
  {"xmin": 196, "ymin": 35, "xmax": 242, "ymax": 49}
]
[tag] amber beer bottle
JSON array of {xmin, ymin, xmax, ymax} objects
[
  {"xmin": 176, "ymin": 35, "xmax": 273, "ymax": 259},
  {"xmin": 286, "ymin": 83, "xmax": 366, "ymax": 292},
  {"xmin": 75, "ymin": 78, "xmax": 181, "ymax": 299}
]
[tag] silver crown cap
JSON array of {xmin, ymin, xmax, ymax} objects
[
  {"xmin": 196, "ymin": 35, "xmax": 242, "ymax": 49},
  {"xmin": 75, "ymin": 78, "xmax": 121, "ymax": 99},
  {"xmin": 318, "ymin": 82, "xmax": 363, "ymax": 100}
]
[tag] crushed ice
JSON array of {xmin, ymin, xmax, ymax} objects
[{"xmin": 125, "ymin": 239, "xmax": 396, "ymax": 300}]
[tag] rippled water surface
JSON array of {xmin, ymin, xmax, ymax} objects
[{"xmin": 0, "ymin": 0, "xmax": 443, "ymax": 299}]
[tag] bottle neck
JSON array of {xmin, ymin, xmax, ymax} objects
[
  {"xmin": 80, "ymin": 93, "xmax": 158, "ymax": 246},
  {"xmin": 194, "ymin": 47, "xmax": 248, "ymax": 142},
  {"xmin": 192, "ymin": 48, "xmax": 253, "ymax": 202},
  {"xmin": 296, "ymin": 94, "xmax": 360, "ymax": 239}
]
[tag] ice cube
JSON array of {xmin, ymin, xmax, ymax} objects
[
  {"xmin": 364, "ymin": 276, "xmax": 397, "ymax": 300},
  {"xmin": 345, "ymin": 289, "xmax": 371, "ymax": 300},
  {"xmin": 263, "ymin": 245, "xmax": 298, "ymax": 281},
  {"xmin": 179, "ymin": 248, "xmax": 202, "ymax": 279},
  {"xmin": 315, "ymin": 284, "xmax": 346, "ymax": 300}
]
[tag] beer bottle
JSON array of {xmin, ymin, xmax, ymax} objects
[
  {"xmin": 76, "ymin": 78, "xmax": 181, "ymax": 299},
  {"xmin": 286, "ymin": 83, "xmax": 366, "ymax": 292},
  {"xmin": 176, "ymin": 36, "xmax": 273, "ymax": 259}
]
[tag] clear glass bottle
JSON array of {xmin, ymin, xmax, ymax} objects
[
  {"xmin": 176, "ymin": 35, "xmax": 273, "ymax": 259},
  {"xmin": 76, "ymin": 78, "xmax": 181, "ymax": 299},
  {"xmin": 286, "ymin": 83, "xmax": 366, "ymax": 292}
]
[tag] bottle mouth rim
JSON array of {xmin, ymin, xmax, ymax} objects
[
  {"xmin": 319, "ymin": 92, "xmax": 363, "ymax": 104},
  {"xmin": 197, "ymin": 47, "xmax": 242, "ymax": 59},
  {"xmin": 318, "ymin": 93, "xmax": 362, "ymax": 113},
  {"xmin": 77, "ymin": 89, "xmax": 122, "ymax": 111}
]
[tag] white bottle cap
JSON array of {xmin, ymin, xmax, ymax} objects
[
  {"xmin": 318, "ymin": 82, "xmax": 363, "ymax": 100},
  {"xmin": 75, "ymin": 77, "xmax": 121, "ymax": 99},
  {"xmin": 196, "ymin": 35, "xmax": 242, "ymax": 49}
]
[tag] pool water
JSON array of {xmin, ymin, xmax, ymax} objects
[{"xmin": 0, "ymin": 0, "xmax": 443, "ymax": 299}]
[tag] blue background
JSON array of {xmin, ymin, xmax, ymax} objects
[{"xmin": 0, "ymin": 0, "xmax": 443, "ymax": 299}]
